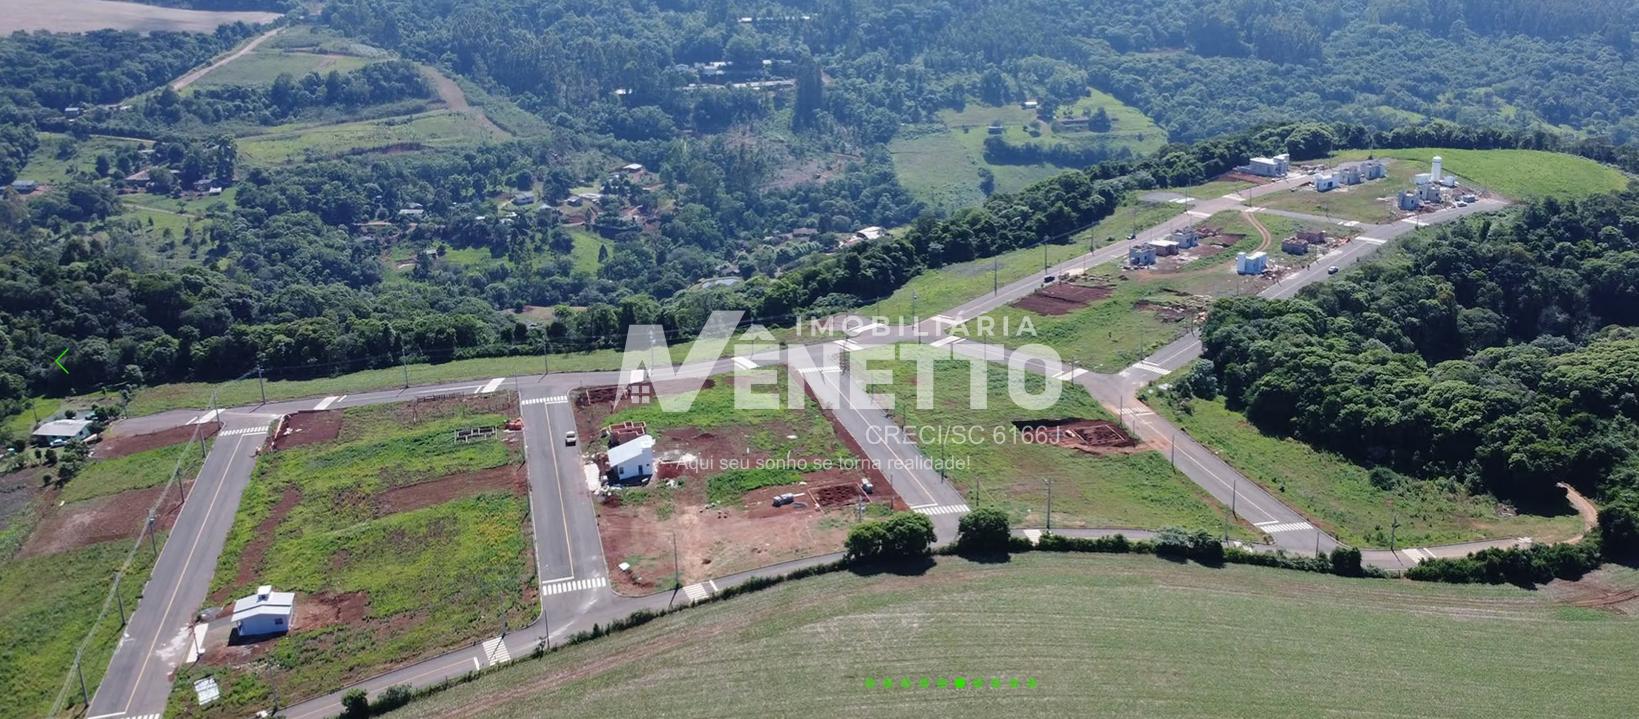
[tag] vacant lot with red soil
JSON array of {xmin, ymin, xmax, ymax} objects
[
  {"xmin": 1013, "ymin": 418, "xmax": 1139, "ymax": 455},
  {"xmin": 391, "ymin": 392, "xmax": 518, "ymax": 426},
  {"xmin": 378, "ymin": 464, "xmax": 526, "ymax": 514},
  {"xmin": 1011, "ymin": 282, "xmax": 1114, "ymax": 315},
  {"xmin": 95, "ymin": 421, "xmax": 219, "ymax": 458},
  {"xmin": 18, "ymin": 484, "xmax": 180, "ymax": 557},
  {"xmin": 272, "ymin": 410, "xmax": 341, "ymax": 449}
]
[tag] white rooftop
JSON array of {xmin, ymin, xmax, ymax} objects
[
  {"xmin": 33, "ymin": 419, "xmax": 91, "ymax": 437},
  {"xmin": 607, "ymin": 434, "xmax": 656, "ymax": 466},
  {"xmin": 232, "ymin": 585, "xmax": 295, "ymax": 622}
]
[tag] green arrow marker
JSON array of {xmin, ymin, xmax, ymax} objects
[{"xmin": 54, "ymin": 348, "xmax": 69, "ymax": 374}]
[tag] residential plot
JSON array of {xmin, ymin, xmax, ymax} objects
[
  {"xmin": 185, "ymin": 51, "xmax": 378, "ymax": 91},
  {"xmin": 857, "ymin": 345, "xmax": 1248, "ymax": 535},
  {"xmin": 170, "ymin": 397, "xmax": 535, "ymax": 718},
  {"xmin": 573, "ymin": 368, "xmax": 892, "ymax": 594},
  {"xmin": 1147, "ymin": 374, "xmax": 1586, "ymax": 548},
  {"xmin": 1255, "ymin": 157, "xmax": 1421, "ymax": 224}
]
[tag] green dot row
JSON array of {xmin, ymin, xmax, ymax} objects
[{"xmin": 867, "ymin": 677, "xmax": 1037, "ymax": 689}]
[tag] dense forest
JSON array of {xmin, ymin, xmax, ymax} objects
[{"xmin": 1187, "ymin": 188, "xmax": 1639, "ymax": 523}]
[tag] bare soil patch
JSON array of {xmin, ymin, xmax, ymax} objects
[
  {"xmin": 95, "ymin": 421, "xmax": 219, "ymax": 458},
  {"xmin": 1136, "ymin": 298, "xmax": 1200, "ymax": 322},
  {"xmin": 18, "ymin": 484, "xmax": 180, "ymax": 558},
  {"xmin": 1546, "ymin": 569, "xmax": 1639, "ymax": 616},
  {"xmin": 1011, "ymin": 281, "xmax": 1114, "ymax": 315},
  {"xmin": 272, "ymin": 410, "xmax": 343, "ymax": 450},
  {"xmin": 1012, "ymin": 418, "xmax": 1139, "ymax": 455},
  {"xmin": 377, "ymin": 464, "xmax": 526, "ymax": 515},
  {"xmin": 391, "ymin": 393, "xmax": 517, "ymax": 426},
  {"xmin": 212, "ymin": 485, "xmax": 302, "ymax": 603},
  {"xmin": 0, "ymin": 467, "xmax": 42, "ymax": 534}
]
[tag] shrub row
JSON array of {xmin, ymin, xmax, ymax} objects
[{"xmin": 1403, "ymin": 540, "xmax": 1603, "ymax": 586}]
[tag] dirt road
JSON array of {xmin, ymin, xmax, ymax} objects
[
  {"xmin": 419, "ymin": 65, "xmax": 510, "ymax": 138},
  {"xmin": 1244, "ymin": 210, "xmax": 1273, "ymax": 254},
  {"xmin": 171, "ymin": 25, "xmax": 285, "ymax": 91}
]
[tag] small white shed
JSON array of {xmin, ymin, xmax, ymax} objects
[
  {"xmin": 607, "ymin": 434, "xmax": 656, "ymax": 484},
  {"xmin": 232, "ymin": 585, "xmax": 294, "ymax": 638}
]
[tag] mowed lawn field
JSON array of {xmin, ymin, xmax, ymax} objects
[
  {"xmin": 1149, "ymin": 380, "xmax": 1586, "ymax": 548},
  {"xmin": 380, "ymin": 553, "xmax": 1639, "ymax": 719},
  {"xmin": 859, "ymin": 346, "xmax": 1250, "ymax": 537},
  {"xmin": 1331, "ymin": 148, "xmax": 1629, "ymax": 199}
]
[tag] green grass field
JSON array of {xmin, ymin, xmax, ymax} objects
[
  {"xmin": 237, "ymin": 110, "xmax": 498, "ymax": 165},
  {"xmin": 379, "ymin": 552, "xmax": 1639, "ymax": 719},
  {"xmin": 565, "ymin": 227, "xmax": 609, "ymax": 275},
  {"xmin": 1331, "ymin": 148, "xmax": 1629, "ymax": 200},
  {"xmin": 855, "ymin": 200, "xmax": 1185, "ymax": 321},
  {"xmin": 890, "ymin": 90, "xmax": 1167, "ymax": 213},
  {"xmin": 181, "ymin": 402, "xmax": 533, "ymax": 718},
  {"xmin": 0, "ymin": 537, "xmax": 160, "ymax": 719},
  {"xmin": 1148, "ymin": 379, "xmax": 1586, "ymax": 548},
  {"xmin": 858, "ymin": 345, "xmax": 1246, "ymax": 535},
  {"xmin": 15, "ymin": 133, "xmax": 147, "ymax": 185},
  {"xmin": 60, "ymin": 440, "xmax": 207, "ymax": 504},
  {"xmin": 187, "ymin": 50, "xmax": 377, "ymax": 90}
]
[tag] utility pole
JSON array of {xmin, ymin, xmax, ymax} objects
[
  {"xmin": 114, "ymin": 571, "xmax": 127, "ymax": 626},
  {"xmin": 1043, "ymin": 478, "xmax": 1053, "ymax": 532},
  {"xmin": 672, "ymin": 531, "xmax": 680, "ymax": 595},
  {"xmin": 911, "ymin": 291, "xmax": 919, "ymax": 343},
  {"xmin": 256, "ymin": 365, "xmax": 266, "ymax": 405},
  {"xmin": 74, "ymin": 648, "xmax": 89, "ymax": 708},
  {"xmin": 146, "ymin": 511, "xmax": 158, "ymax": 558},
  {"xmin": 1170, "ymin": 428, "xmax": 1177, "ymax": 468},
  {"xmin": 543, "ymin": 337, "xmax": 551, "ymax": 376},
  {"xmin": 992, "ymin": 257, "xmax": 999, "ymax": 295},
  {"xmin": 1389, "ymin": 499, "xmax": 1398, "ymax": 554},
  {"xmin": 400, "ymin": 353, "xmax": 410, "ymax": 389}
]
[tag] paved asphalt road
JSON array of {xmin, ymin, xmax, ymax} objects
[
  {"xmin": 89, "ymin": 182, "xmax": 1515, "ymax": 719},
  {"xmin": 88, "ymin": 411, "xmax": 274, "ymax": 719}
]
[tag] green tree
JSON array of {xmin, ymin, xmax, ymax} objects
[{"xmin": 956, "ymin": 506, "xmax": 1011, "ymax": 553}]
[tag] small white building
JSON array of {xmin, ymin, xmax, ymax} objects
[
  {"xmin": 1314, "ymin": 173, "xmax": 1338, "ymax": 192},
  {"xmin": 232, "ymin": 585, "xmax": 294, "ymax": 638},
  {"xmin": 853, "ymin": 226, "xmax": 887, "ymax": 243},
  {"xmin": 1148, "ymin": 238, "xmax": 1180, "ymax": 256},
  {"xmin": 1235, "ymin": 251, "xmax": 1268, "ymax": 275},
  {"xmin": 1398, "ymin": 190, "xmax": 1421, "ymax": 211},
  {"xmin": 607, "ymin": 434, "xmax": 656, "ymax": 484},
  {"xmin": 32, "ymin": 419, "xmax": 92, "ymax": 446},
  {"xmin": 1127, "ymin": 244, "xmax": 1156, "ymax": 267}
]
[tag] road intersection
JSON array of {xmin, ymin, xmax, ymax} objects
[{"xmin": 88, "ymin": 180, "xmax": 1519, "ymax": 719}]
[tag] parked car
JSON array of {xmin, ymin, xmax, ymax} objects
[
  {"xmin": 861, "ymin": 479, "xmax": 875, "ymax": 494},
  {"xmin": 1327, "ymin": 265, "xmax": 1340, "ymax": 275},
  {"xmin": 564, "ymin": 430, "xmax": 578, "ymax": 446}
]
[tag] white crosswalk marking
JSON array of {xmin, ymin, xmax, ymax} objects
[
  {"xmin": 913, "ymin": 504, "xmax": 970, "ymax": 517},
  {"xmin": 845, "ymin": 321, "xmax": 884, "ymax": 336},
  {"xmin": 521, "ymin": 395, "xmax": 568, "ymax": 407},
  {"xmin": 834, "ymin": 339, "xmax": 863, "ymax": 352},
  {"xmin": 1052, "ymin": 368, "xmax": 1087, "ymax": 381},
  {"xmin": 929, "ymin": 336, "xmax": 963, "ymax": 348},
  {"xmin": 1355, "ymin": 236, "xmax": 1385, "ymax": 245},
  {"xmin": 476, "ymin": 377, "xmax": 505, "ymax": 394},
  {"xmin": 220, "ymin": 426, "xmax": 267, "ymax": 437},
  {"xmin": 481, "ymin": 636, "xmax": 512, "ymax": 666},
  {"xmin": 1401, "ymin": 217, "xmax": 1428, "ymax": 226},
  {"xmin": 540, "ymin": 576, "xmax": 608, "ymax": 596},
  {"xmin": 1132, "ymin": 360, "xmax": 1170, "ymax": 375},
  {"xmin": 1185, "ymin": 210, "xmax": 1211, "ymax": 218},
  {"xmin": 733, "ymin": 356, "xmax": 758, "ymax": 369},
  {"xmin": 930, "ymin": 314, "xmax": 960, "ymax": 326},
  {"xmin": 682, "ymin": 583, "xmax": 711, "ymax": 603},
  {"xmin": 313, "ymin": 395, "xmax": 340, "ymax": 410},
  {"xmin": 1254, "ymin": 520, "xmax": 1314, "ymax": 534},
  {"xmin": 187, "ymin": 409, "xmax": 221, "ymax": 425}
]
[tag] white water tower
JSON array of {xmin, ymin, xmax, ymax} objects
[{"xmin": 1431, "ymin": 155, "xmax": 1443, "ymax": 184}]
